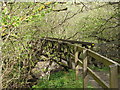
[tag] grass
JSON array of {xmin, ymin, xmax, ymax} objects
[
  {"xmin": 89, "ymin": 65, "xmax": 109, "ymax": 72},
  {"xmin": 32, "ymin": 69, "xmax": 92, "ymax": 88}
]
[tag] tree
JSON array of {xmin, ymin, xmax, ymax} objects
[
  {"xmin": 0, "ymin": 1, "xmax": 119, "ymax": 88},
  {"xmin": 0, "ymin": 1, "xmax": 54, "ymax": 88}
]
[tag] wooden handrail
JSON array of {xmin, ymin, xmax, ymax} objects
[
  {"xmin": 40, "ymin": 37, "xmax": 119, "ymax": 88},
  {"xmin": 87, "ymin": 49, "xmax": 119, "ymax": 66},
  {"xmin": 87, "ymin": 67, "xmax": 109, "ymax": 88},
  {"xmin": 41, "ymin": 37, "xmax": 95, "ymax": 46}
]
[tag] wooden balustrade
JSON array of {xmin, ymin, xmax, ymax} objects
[{"xmin": 40, "ymin": 37, "xmax": 120, "ymax": 88}]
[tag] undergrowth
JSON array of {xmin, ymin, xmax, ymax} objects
[
  {"xmin": 89, "ymin": 65, "xmax": 109, "ymax": 72},
  {"xmin": 32, "ymin": 69, "xmax": 92, "ymax": 88}
]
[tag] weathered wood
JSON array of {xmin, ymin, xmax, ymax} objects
[
  {"xmin": 77, "ymin": 59, "xmax": 109, "ymax": 88},
  {"xmin": 109, "ymin": 64, "xmax": 118, "ymax": 88},
  {"xmin": 57, "ymin": 42, "xmax": 62, "ymax": 62},
  {"xmin": 78, "ymin": 54, "xmax": 119, "ymax": 88},
  {"xmin": 40, "ymin": 37, "xmax": 120, "ymax": 89},
  {"xmin": 87, "ymin": 49, "xmax": 119, "ymax": 66},
  {"xmin": 78, "ymin": 59, "xmax": 83, "ymax": 67},
  {"xmin": 88, "ymin": 47, "xmax": 93, "ymax": 65},
  {"xmin": 77, "ymin": 46, "xmax": 85, "ymax": 52},
  {"xmin": 87, "ymin": 67, "xmax": 109, "ymax": 88},
  {"xmin": 75, "ymin": 46, "xmax": 79, "ymax": 80},
  {"xmin": 44, "ymin": 37, "xmax": 95, "ymax": 46},
  {"xmin": 83, "ymin": 50, "xmax": 88, "ymax": 88},
  {"xmin": 67, "ymin": 46, "xmax": 72, "ymax": 69}
]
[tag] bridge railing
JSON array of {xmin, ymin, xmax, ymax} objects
[
  {"xmin": 40, "ymin": 37, "xmax": 120, "ymax": 88},
  {"xmin": 74, "ymin": 45, "xmax": 119, "ymax": 88}
]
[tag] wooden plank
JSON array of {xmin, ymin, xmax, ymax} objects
[
  {"xmin": 67, "ymin": 43, "xmax": 75, "ymax": 47},
  {"xmin": 77, "ymin": 59, "xmax": 109, "ymax": 88},
  {"xmin": 41, "ymin": 37, "xmax": 119, "ymax": 89},
  {"xmin": 41, "ymin": 37, "xmax": 85, "ymax": 54},
  {"xmin": 109, "ymin": 64, "xmax": 118, "ymax": 88},
  {"xmin": 67, "ymin": 54, "xmax": 72, "ymax": 69},
  {"xmin": 87, "ymin": 49, "xmax": 119, "ymax": 66},
  {"xmin": 83, "ymin": 50, "xmax": 88, "ymax": 88},
  {"xmin": 77, "ymin": 46, "xmax": 85, "ymax": 52},
  {"xmin": 78, "ymin": 59, "xmax": 83, "ymax": 67},
  {"xmin": 43, "ymin": 38, "xmax": 76, "ymax": 48},
  {"xmin": 66, "ymin": 46, "xmax": 72, "ymax": 68},
  {"xmin": 51, "ymin": 58, "xmax": 69, "ymax": 70},
  {"xmin": 75, "ymin": 46, "xmax": 79, "ymax": 80},
  {"xmin": 77, "ymin": 58, "xmax": 109, "ymax": 88},
  {"xmin": 44, "ymin": 37, "xmax": 95, "ymax": 46},
  {"xmin": 41, "ymin": 54, "xmax": 69, "ymax": 70},
  {"xmin": 87, "ymin": 67, "xmax": 109, "ymax": 88}
]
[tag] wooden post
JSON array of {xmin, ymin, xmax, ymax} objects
[
  {"xmin": 75, "ymin": 46, "xmax": 79, "ymax": 80},
  {"xmin": 67, "ymin": 46, "xmax": 72, "ymax": 69},
  {"xmin": 67, "ymin": 54, "xmax": 72, "ymax": 69},
  {"xmin": 83, "ymin": 49, "xmax": 89, "ymax": 88},
  {"xmin": 109, "ymin": 64, "xmax": 118, "ymax": 88},
  {"xmin": 58, "ymin": 42, "xmax": 62, "ymax": 62}
]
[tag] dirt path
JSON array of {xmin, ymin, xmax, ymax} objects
[
  {"xmin": 88, "ymin": 71, "xmax": 109, "ymax": 88},
  {"xmin": 84, "ymin": 70, "xmax": 120, "ymax": 88},
  {"xmin": 31, "ymin": 61, "xmax": 120, "ymax": 88}
]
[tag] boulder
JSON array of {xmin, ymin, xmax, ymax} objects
[{"xmin": 31, "ymin": 60, "xmax": 63, "ymax": 79}]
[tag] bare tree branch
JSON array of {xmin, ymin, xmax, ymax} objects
[
  {"xmin": 66, "ymin": 32, "xmax": 79, "ymax": 40},
  {"xmin": 50, "ymin": 5, "xmax": 85, "ymax": 32},
  {"xmin": 89, "ymin": 13, "xmax": 118, "ymax": 37}
]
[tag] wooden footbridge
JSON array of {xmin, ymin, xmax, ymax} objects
[{"xmin": 38, "ymin": 37, "xmax": 120, "ymax": 88}]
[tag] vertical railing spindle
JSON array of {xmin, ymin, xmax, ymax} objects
[
  {"xmin": 75, "ymin": 46, "xmax": 79, "ymax": 80},
  {"xmin": 83, "ymin": 49, "xmax": 88, "ymax": 88},
  {"xmin": 109, "ymin": 64, "xmax": 118, "ymax": 88}
]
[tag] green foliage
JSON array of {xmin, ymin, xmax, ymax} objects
[
  {"xmin": 90, "ymin": 66, "xmax": 109, "ymax": 72},
  {"xmin": 1, "ymin": 2, "xmax": 55, "ymax": 88},
  {"xmin": 1, "ymin": 2, "xmax": 119, "ymax": 88},
  {"xmin": 32, "ymin": 70, "xmax": 92, "ymax": 88}
]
